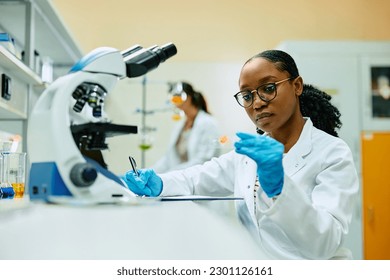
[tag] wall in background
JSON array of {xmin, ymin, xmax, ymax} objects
[{"xmin": 51, "ymin": 0, "xmax": 390, "ymax": 62}]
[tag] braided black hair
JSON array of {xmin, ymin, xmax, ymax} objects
[
  {"xmin": 251, "ymin": 50, "xmax": 342, "ymax": 137},
  {"xmin": 300, "ymin": 84, "xmax": 341, "ymax": 137}
]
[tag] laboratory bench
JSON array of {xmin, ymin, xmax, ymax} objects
[{"xmin": 0, "ymin": 196, "xmax": 270, "ymax": 260}]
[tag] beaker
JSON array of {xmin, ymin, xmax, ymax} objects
[
  {"xmin": 171, "ymin": 108, "xmax": 184, "ymax": 121},
  {"xmin": 138, "ymin": 132, "xmax": 154, "ymax": 151},
  {"xmin": 138, "ymin": 126, "xmax": 155, "ymax": 151},
  {"xmin": 7, "ymin": 152, "xmax": 27, "ymax": 198}
]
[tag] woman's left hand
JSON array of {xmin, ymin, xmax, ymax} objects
[{"xmin": 234, "ymin": 132, "xmax": 284, "ymax": 198}]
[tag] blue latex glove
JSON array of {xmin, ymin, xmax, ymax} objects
[
  {"xmin": 121, "ymin": 169, "xmax": 163, "ymax": 197},
  {"xmin": 234, "ymin": 132, "xmax": 284, "ymax": 198}
]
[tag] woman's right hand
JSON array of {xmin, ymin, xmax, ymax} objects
[{"xmin": 121, "ymin": 169, "xmax": 163, "ymax": 197}]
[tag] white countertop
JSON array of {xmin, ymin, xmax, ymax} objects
[{"xmin": 0, "ymin": 197, "xmax": 271, "ymax": 260}]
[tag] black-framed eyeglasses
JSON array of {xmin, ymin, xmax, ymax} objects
[{"xmin": 234, "ymin": 77, "xmax": 293, "ymax": 108}]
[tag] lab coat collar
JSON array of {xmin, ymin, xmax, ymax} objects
[{"xmin": 242, "ymin": 117, "xmax": 313, "ymax": 178}]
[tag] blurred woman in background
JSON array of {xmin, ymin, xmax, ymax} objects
[{"xmin": 152, "ymin": 81, "xmax": 221, "ymax": 173}]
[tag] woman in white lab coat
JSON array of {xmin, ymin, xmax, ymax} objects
[
  {"xmin": 122, "ymin": 50, "xmax": 359, "ymax": 260},
  {"xmin": 152, "ymin": 82, "xmax": 221, "ymax": 173}
]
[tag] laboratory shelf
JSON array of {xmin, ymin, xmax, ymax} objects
[
  {"xmin": 0, "ymin": 101, "xmax": 27, "ymax": 119},
  {"xmin": 0, "ymin": 45, "xmax": 43, "ymax": 86}
]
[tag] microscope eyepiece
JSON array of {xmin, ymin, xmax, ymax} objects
[
  {"xmin": 149, "ymin": 43, "xmax": 177, "ymax": 62},
  {"xmin": 122, "ymin": 43, "xmax": 177, "ymax": 78}
]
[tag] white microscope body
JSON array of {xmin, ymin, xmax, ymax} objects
[{"xmin": 28, "ymin": 43, "xmax": 177, "ymax": 204}]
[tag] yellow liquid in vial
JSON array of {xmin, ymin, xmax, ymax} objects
[{"xmin": 11, "ymin": 183, "xmax": 25, "ymax": 198}]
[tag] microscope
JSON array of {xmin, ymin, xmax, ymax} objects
[{"xmin": 27, "ymin": 43, "xmax": 177, "ymax": 204}]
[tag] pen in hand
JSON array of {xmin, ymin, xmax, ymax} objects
[{"xmin": 128, "ymin": 156, "xmax": 139, "ymax": 176}]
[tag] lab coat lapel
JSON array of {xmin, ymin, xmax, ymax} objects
[
  {"xmin": 236, "ymin": 155, "xmax": 257, "ymax": 219},
  {"xmin": 283, "ymin": 119, "xmax": 313, "ymax": 177}
]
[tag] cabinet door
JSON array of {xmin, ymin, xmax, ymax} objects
[{"xmin": 361, "ymin": 132, "xmax": 390, "ymax": 259}]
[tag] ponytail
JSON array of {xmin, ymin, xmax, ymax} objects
[{"xmin": 299, "ymin": 84, "xmax": 342, "ymax": 137}]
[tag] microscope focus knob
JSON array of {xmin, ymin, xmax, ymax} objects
[{"xmin": 70, "ymin": 163, "xmax": 98, "ymax": 187}]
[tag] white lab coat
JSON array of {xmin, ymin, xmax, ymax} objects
[
  {"xmin": 160, "ymin": 118, "xmax": 359, "ymax": 259},
  {"xmin": 152, "ymin": 110, "xmax": 221, "ymax": 173}
]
